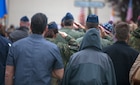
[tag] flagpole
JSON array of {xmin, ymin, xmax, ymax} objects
[{"xmin": 88, "ymin": 0, "xmax": 92, "ymax": 15}]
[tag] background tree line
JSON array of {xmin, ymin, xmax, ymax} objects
[{"xmin": 106, "ymin": 0, "xmax": 140, "ymax": 22}]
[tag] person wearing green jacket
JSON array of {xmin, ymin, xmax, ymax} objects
[
  {"xmin": 59, "ymin": 12, "xmax": 85, "ymax": 39},
  {"xmin": 45, "ymin": 21, "xmax": 79, "ymax": 66}
]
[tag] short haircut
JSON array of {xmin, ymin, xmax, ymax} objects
[
  {"xmin": 45, "ymin": 30, "xmax": 54, "ymax": 38},
  {"xmin": 86, "ymin": 22, "xmax": 98, "ymax": 29},
  {"xmin": 31, "ymin": 13, "xmax": 48, "ymax": 34},
  {"xmin": 63, "ymin": 19, "xmax": 74, "ymax": 26},
  {"xmin": 115, "ymin": 22, "xmax": 130, "ymax": 41}
]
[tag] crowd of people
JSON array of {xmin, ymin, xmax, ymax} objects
[{"xmin": 0, "ymin": 12, "xmax": 140, "ymax": 85}]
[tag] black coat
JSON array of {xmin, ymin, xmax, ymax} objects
[
  {"xmin": 103, "ymin": 41, "xmax": 139, "ymax": 85},
  {"xmin": 9, "ymin": 26, "xmax": 29, "ymax": 42}
]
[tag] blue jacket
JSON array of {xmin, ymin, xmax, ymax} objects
[{"xmin": 0, "ymin": 35, "xmax": 11, "ymax": 85}]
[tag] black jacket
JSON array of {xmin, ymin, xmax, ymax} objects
[
  {"xmin": 103, "ymin": 41, "xmax": 139, "ymax": 85},
  {"xmin": 9, "ymin": 26, "xmax": 29, "ymax": 42}
]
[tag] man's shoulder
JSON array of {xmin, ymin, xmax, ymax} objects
[
  {"xmin": 102, "ymin": 44, "xmax": 114, "ymax": 52},
  {"xmin": 45, "ymin": 39, "xmax": 58, "ymax": 48},
  {"xmin": 11, "ymin": 27, "xmax": 28, "ymax": 33},
  {"xmin": 9, "ymin": 28, "xmax": 23, "ymax": 36},
  {"xmin": 59, "ymin": 27, "xmax": 70, "ymax": 31},
  {"xmin": 55, "ymin": 34, "xmax": 67, "ymax": 43},
  {"xmin": 0, "ymin": 35, "xmax": 11, "ymax": 46},
  {"xmin": 12, "ymin": 36, "xmax": 28, "ymax": 45}
]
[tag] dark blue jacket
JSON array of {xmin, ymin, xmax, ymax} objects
[{"xmin": 0, "ymin": 35, "xmax": 11, "ymax": 85}]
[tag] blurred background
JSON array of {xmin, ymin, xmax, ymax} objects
[{"xmin": 0, "ymin": 0, "xmax": 140, "ymax": 28}]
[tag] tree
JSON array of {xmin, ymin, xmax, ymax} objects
[{"xmin": 106, "ymin": 0, "xmax": 140, "ymax": 22}]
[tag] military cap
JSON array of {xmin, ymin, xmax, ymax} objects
[
  {"xmin": 20, "ymin": 16, "xmax": 29, "ymax": 22},
  {"xmin": 86, "ymin": 14, "xmax": 99, "ymax": 23},
  {"xmin": 48, "ymin": 21, "xmax": 58, "ymax": 29},
  {"xmin": 64, "ymin": 12, "xmax": 74, "ymax": 20}
]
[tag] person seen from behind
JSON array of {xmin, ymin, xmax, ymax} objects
[
  {"xmin": 9, "ymin": 16, "xmax": 30, "ymax": 42},
  {"xmin": 5, "ymin": 13, "xmax": 64, "ymax": 85},
  {"xmin": 103, "ymin": 22, "xmax": 139, "ymax": 85},
  {"xmin": 61, "ymin": 14, "xmax": 117, "ymax": 85}
]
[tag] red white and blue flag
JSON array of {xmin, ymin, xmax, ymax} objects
[{"xmin": 126, "ymin": 0, "xmax": 133, "ymax": 21}]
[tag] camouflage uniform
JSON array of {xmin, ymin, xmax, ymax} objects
[
  {"xmin": 59, "ymin": 27, "xmax": 85, "ymax": 39},
  {"xmin": 46, "ymin": 33, "xmax": 79, "ymax": 66},
  {"xmin": 46, "ymin": 33, "xmax": 79, "ymax": 85},
  {"xmin": 129, "ymin": 27, "xmax": 140, "ymax": 52}
]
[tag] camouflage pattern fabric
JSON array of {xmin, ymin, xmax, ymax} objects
[
  {"xmin": 47, "ymin": 34, "xmax": 79, "ymax": 85},
  {"xmin": 46, "ymin": 33, "xmax": 79, "ymax": 66},
  {"xmin": 59, "ymin": 27, "xmax": 85, "ymax": 39},
  {"xmin": 129, "ymin": 27, "xmax": 140, "ymax": 52}
]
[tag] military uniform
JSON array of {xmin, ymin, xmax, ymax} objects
[
  {"xmin": 59, "ymin": 27, "xmax": 85, "ymax": 39},
  {"xmin": 46, "ymin": 33, "xmax": 79, "ymax": 66},
  {"xmin": 129, "ymin": 27, "xmax": 140, "ymax": 52}
]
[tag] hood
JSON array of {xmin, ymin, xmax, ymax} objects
[
  {"xmin": 132, "ymin": 27, "xmax": 140, "ymax": 38},
  {"xmin": 79, "ymin": 28, "xmax": 102, "ymax": 51}
]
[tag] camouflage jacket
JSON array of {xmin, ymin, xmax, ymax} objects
[
  {"xmin": 129, "ymin": 27, "xmax": 140, "ymax": 52},
  {"xmin": 46, "ymin": 33, "xmax": 79, "ymax": 66},
  {"xmin": 59, "ymin": 27, "xmax": 85, "ymax": 39}
]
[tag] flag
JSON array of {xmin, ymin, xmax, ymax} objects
[
  {"xmin": 78, "ymin": 7, "xmax": 85, "ymax": 25},
  {"xmin": 126, "ymin": 0, "xmax": 133, "ymax": 22},
  {"xmin": 0, "ymin": 0, "xmax": 7, "ymax": 18}
]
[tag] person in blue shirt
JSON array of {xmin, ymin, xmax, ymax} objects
[{"xmin": 5, "ymin": 13, "xmax": 64, "ymax": 85}]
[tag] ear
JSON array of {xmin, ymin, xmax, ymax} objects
[
  {"xmin": 127, "ymin": 33, "xmax": 130, "ymax": 41},
  {"xmin": 42, "ymin": 26, "xmax": 48, "ymax": 37},
  {"xmin": 45, "ymin": 26, "xmax": 48, "ymax": 32},
  {"xmin": 29, "ymin": 25, "xmax": 32, "ymax": 33},
  {"xmin": 30, "ymin": 25, "xmax": 32, "ymax": 31},
  {"xmin": 19, "ymin": 22, "xmax": 22, "ymax": 26},
  {"xmin": 27, "ymin": 22, "xmax": 30, "ymax": 27}
]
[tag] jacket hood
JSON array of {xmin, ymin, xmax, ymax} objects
[
  {"xmin": 79, "ymin": 28, "xmax": 102, "ymax": 51},
  {"xmin": 132, "ymin": 27, "xmax": 140, "ymax": 38}
]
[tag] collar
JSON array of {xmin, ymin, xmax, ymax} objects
[
  {"xmin": 29, "ymin": 34, "xmax": 44, "ymax": 39},
  {"xmin": 115, "ymin": 41, "xmax": 128, "ymax": 46},
  {"xmin": 18, "ymin": 26, "xmax": 29, "ymax": 31}
]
